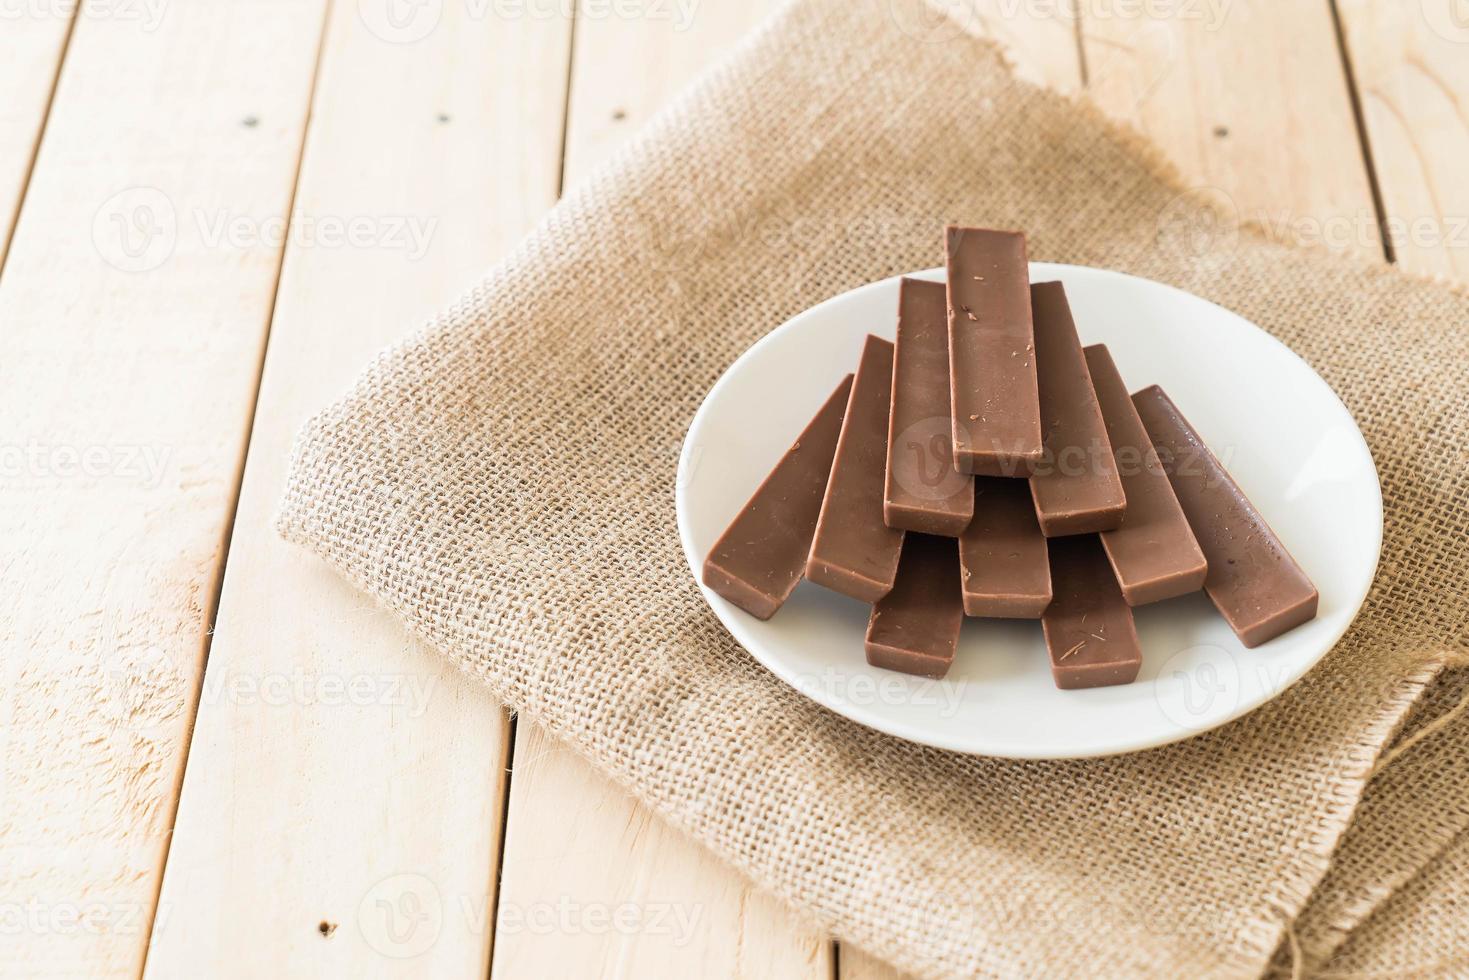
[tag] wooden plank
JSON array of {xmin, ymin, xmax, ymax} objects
[
  {"xmin": 143, "ymin": 4, "xmax": 572, "ymax": 978},
  {"xmin": 1080, "ymin": 0, "xmax": 1381, "ymax": 258},
  {"xmin": 963, "ymin": 0, "xmax": 1086, "ymax": 92},
  {"xmin": 1336, "ymin": 0, "xmax": 1469, "ymax": 279},
  {"xmin": 493, "ymin": 733, "xmax": 831, "ymax": 978},
  {"xmin": 490, "ymin": 3, "xmax": 836, "ymax": 978},
  {"xmin": 556, "ymin": 0, "xmax": 1083, "ymax": 186},
  {"xmin": 559, "ymin": 0, "xmax": 789, "ymax": 179},
  {"xmin": 0, "ymin": 3, "xmax": 327, "ymax": 978},
  {"xmin": 0, "ymin": 6, "xmax": 75, "ymax": 267},
  {"xmin": 841, "ymin": 951, "xmax": 918, "ymax": 980}
]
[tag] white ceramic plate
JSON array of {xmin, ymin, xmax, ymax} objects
[{"xmin": 676, "ymin": 264, "xmax": 1381, "ymax": 758}]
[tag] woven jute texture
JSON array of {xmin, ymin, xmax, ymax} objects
[
  {"xmin": 1327, "ymin": 807, "xmax": 1469, "ymax": 978},
  {"xmin": 277, "ymin": 1, "xmax": 1469, "ymax": 976},
  {"xmin": 1287, "ymin": 673, "xmax": 1469, "ymax": 977}
]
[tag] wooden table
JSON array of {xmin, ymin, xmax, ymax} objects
[{"xmin": 2, "ymin": 1, "xmax": 1464, "ymax": 976}]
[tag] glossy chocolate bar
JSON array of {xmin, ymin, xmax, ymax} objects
[
  {"xmin": 958, "ymin": 477, "xmax": 1052, "ymax": 618},
  {"xmin": 808, "ymin": 336, "xmax": 905, "ymax": 601},
  {"xmin": 886, "ymin": 277, "xmax": 974, "ymax": 536},
  {"xmin": 865, "ymin": 533, "xmax": 965, "ymax": 678},
  {"xmin": 945, "ymin": 227, "xmax": 1042, "ymax": 476},
  {"xmin": 702, "ymin": 375, "xmax": 854, "ymax": 619},
  {"xmin": 1086, "ymin": 345, "xmax": 1207, "ymax": 604},
  {"xmin": 1041, "ymin": 534, "xmax": 1143, "ymax": 689},
  {"xmin": 1132, "ymin": 385, "xmax": 1318, "ymax": 647},
  {"xmin": 1029, "ymin": 282, "xmax": 1125, "ymax": 536}
]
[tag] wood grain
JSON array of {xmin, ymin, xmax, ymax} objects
[
  {"xmin": 490, "ymin": 3, "xmax": 837, "ymax": 978},
  {"xmin": 967, "ymin": 0, "xmax": 1086, "ymax": 92},
  {"xmin": 560, "ymin": 0, "xmax": 789, "ymax": 180},
  {"xmin": 1081, "ymin": 0, "xmax": 1381, "ymax": 257},
  {"xmin": 494, "ymin": 732, "xmax": 830, "ymax": 978},
  {"xmin": 0, "ymin": 6, "xmax": 73, "ymax": 266},
  {"xmin": 1336, "ymin": 0, "xmax": 1469, "ymax": 279},
  {"xmin": 143, "ymin": 3, "xmax": 572, "ymax": 978},
  {"xmin": 0, "ymin": 3, "xmax": 328, "ymax": 977}
]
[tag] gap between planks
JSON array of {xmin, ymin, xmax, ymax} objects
[
  {"xmin": 1335, "ymin": 0, "xmax": 1469, "ymax": 280},
  {"xmin": 0, "ymin": 5, "xmax": 77, "ymax": 272},
  {"xmin": 488, "ymin": 4, "xmax": 834, "ymax": 978}
]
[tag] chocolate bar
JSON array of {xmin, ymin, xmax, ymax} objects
[
  {"xmin": 1029, "ymin": 282, "xmax": 1125, "ymax": 536},
  {"xmin": 808, "ymin": 336, "xmax": 905, "ymax": 601},
  {"xmin": 1132, "ymin": 385, "xmax": 1319, "ymax": 647},
  {"xmin": 944, "ymin": 227, "xmax": 1042, "ymax": 476},
  {"xmin": 865, "ymin": 533, "xmax": 964, "ymax": 678},
  {"xmin": 885, "ymin": 277, "xmax": 974, "ymax": 536},
  {"xmin": 702, "ymin": 375, "xmax": 854, "ymax": 619},
  {"xmin": 958, "ymin": 477, "xmax": 1052, "ymax": 618},
  {"xmin": 1085, "ymin": 345, "xmax": 1207, "ymax": 604},
  {"xmin": 1041, "ymin": 534, "xmax": 1143, "ymax": 689}
]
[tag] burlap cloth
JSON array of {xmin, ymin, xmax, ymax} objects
[{"xmin": 277, "ymin": 1, "xmax": 1469, "ymax": 976}]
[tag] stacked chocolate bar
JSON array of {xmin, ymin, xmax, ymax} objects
[{"xmin": 701, "ymin": 226, "xmax": 1318, "ymax": 690}]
